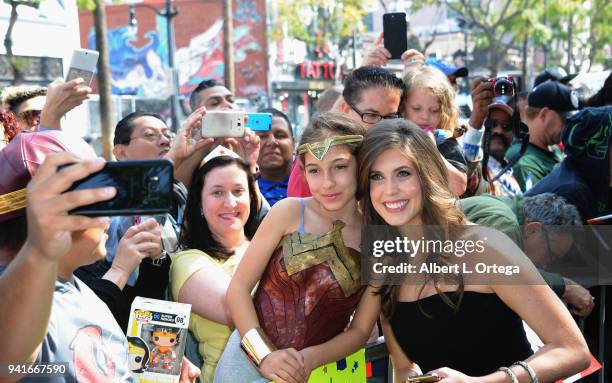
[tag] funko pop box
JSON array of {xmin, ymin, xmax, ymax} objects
[{"xmin": 127, "ymin": 296, "xmax": 192, "ymax": 382}]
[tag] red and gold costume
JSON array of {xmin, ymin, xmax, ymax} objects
[{"xmin": 253, "ymin": 220, "xmax": 364, "ymax": 350}]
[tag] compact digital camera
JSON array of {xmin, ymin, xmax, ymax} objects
[{"xmin": 490, "ymin": 75, "xmax": 515, "ymax": 97}]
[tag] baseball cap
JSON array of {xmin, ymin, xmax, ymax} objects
[
  {"xmin": 562, "ymin": 106, "xmax": 612, "ymax": 160},
  {"xmin": 528, "ymin": 80, "xmax": 580, "ymax": 118},
  {"xmin": 0, "ymin": 130, "xmax": 95, "ymax": 222},
  {"xmin": 533, "ymin": 67, "xmax": 577, "ymax": 87},
  {"xmin": 488, "ymin": 97, "xmax": 513, "ymax": 116},
  {"xmin": 426, "ymin": 58, "xmax": 468, "ymax": 78}
]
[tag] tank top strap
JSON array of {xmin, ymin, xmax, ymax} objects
[{"xmin": 298, "ymin": 198, "xmax": 306, "ymax": 234}]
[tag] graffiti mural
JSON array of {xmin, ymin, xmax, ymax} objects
[
  {"xmin": 84, "ymin": 0, "xmax": 267, "ymax": 98},
  {"xmin": 88, "ymin": 16, "xmax": 170, "ymax": 97},
  {"xmin": 176, "ymin": 20, "xmax": 264, "ymax": 97}
]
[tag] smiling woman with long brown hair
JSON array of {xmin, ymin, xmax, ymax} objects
[{"xmin": 356, "ymin": 118, "xmax": 590, "ymax": 383}]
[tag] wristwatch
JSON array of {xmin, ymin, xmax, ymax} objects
[{"xmin": 147, "ymin": 250, "xmax": 168, "ymax": 266}]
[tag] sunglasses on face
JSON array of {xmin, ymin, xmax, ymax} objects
[{"xmin": 18, "ymin": 109, "xmax": 42, "ymax": 124}]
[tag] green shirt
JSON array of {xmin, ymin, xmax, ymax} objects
[
  {"xmin": 459, "ymin": 194, "xmax": 566, "ymax": 296},
  {"xmin": 505, "ymin": 143, "xmax": 564, "ymax": 192},
  {"xmin": 460, "ymin": 194, "xmax": 524, "ymax": 248}
]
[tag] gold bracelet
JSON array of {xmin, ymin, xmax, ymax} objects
[{"xmin": 240, "ymin": 328, "xmax": 277, "ymax": 367}]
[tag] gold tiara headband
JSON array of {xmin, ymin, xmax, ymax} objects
[
  {"xmin": 298, "ymin": 135, "xmax": 363, "ymax": 161},
  {"xmin": 0, "ymin": 188, "xmax": 27, "ymax": 215}
]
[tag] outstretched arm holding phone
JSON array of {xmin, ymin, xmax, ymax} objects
[
  {"xmin": 39, "ymin": 78, "xmax": 92, "ymax": 130},
  {"xmin": 0, "ymin": 154, "xmax": 114, "ymax": 363}
]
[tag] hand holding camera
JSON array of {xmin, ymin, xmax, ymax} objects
[
  {"xmin": 61, "ymin": 160, "xmax": 174, "ymax": 217},
  {"xmin": 199, "ymin": 110, "xmax": 262, "ymax": 171},
  {"xmin": 489, "ymin": 75, "xmax": 515, "ymax": 98},
  {"xmin": 470, "ymin": 76, "xmax": 516, "ymax": 130},
  {"xmin": 201, "ymin": 111, "xmax": 247, "ymax": 138},
  {"xmin": 362, "ymin": 32, "xmax": 392, "ymax": 67},
  {"xmin": 222, "ymin": 128, "xmax": 261, "ymax": 173},
  {"xmin": 26, "ymin": 153, "xmax": 115, "ymax": 262},
  {"xmin": 39, "ymin": 77, "xmax": 92, "ymax": 129},
  {"xmin": 469, "ymin": 76, "xmax": 495, "ymax": 129},
  {"xmin": 165, "ymin": 106, "xmax": 214, "ymax": 168}
]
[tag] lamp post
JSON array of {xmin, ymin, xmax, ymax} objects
[{"xmin": 129, "ymin": 1, "xmax": 180, "ymax": 130}]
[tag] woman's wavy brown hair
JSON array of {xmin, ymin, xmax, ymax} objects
[{"xmin": 357, "ymin": 118, "xmax": 467, "ymax": 319}]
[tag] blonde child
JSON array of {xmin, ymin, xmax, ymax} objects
[{"xmin": 402, "ymin": 65, "xmax": 469, "ymax": 196}]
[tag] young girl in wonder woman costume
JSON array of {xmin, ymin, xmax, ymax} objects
[{"xmin": 214, "ymin": 112, "xmax": 381, "ymax": 383}]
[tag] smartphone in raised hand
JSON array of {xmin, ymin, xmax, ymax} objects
[
  {"xmin": 65, "ymin": 48, "xmax": 99, "ymax": 85},
  {"xmin": 246, "ymin": 113, "xmax": 272, "ymax": 131},
  {"xmin": 383, "ymin": 12, "xmax": 408, "ymax": 60},
  {"xmin": 61, "ymin": 160, "xmax": 173, "ymax": 216},
  {"xmin": 201, "ymin": 111, "xmax": 247, "ymax": 138}
]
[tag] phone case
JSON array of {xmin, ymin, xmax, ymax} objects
[
  {"xmin": 201, "ymin": 111, "xmax": 246, "ymax": 138},
  {"xmin": 66, "ymin": 48, "xmax": 99, "ymax": 85},
  {"xmin": 383, "ymin": 12, "xmax": 408, "ymax": 60},
  {"xmin": 63, "ymin": 160, "xmax": 173, "ymax": 216},
  {"xmin": 66, "ymin": 68, "xmax": 94, "ymax": 86},
  {"xmin": 246, "ymin": 113, "xmax": 272, "ymax": 131}
]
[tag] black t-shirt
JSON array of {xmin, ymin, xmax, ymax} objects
[
  {"xmin": 438, "ymin": 138, "xmax": 468, "ymax": 173},
  {"xmin": 525, "ymin": 161, "xmax": 595, "ymax": 222}
]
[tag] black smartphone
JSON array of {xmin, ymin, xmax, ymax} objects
[
  {"xmin": 383, "ymin": 12, "xmax": 408, "ymax": 60},
  {"xmin": 61, "ymin": 160, "xmax": 173, "ymax": 216}
]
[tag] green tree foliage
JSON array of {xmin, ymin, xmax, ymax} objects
[
  {"xmin": 75, "ymin": 0, "xmax": 95, "ymax": 11},
  {"xmin": 590, "ymin": 0, "xmax": 612, "ymax": 69},
  {"xmin": 412, "ymin": 0, "xmax": 610, "ymax": 75},
  {"xmin": 272, "ymin": 0, "xmax": 372, "ymax": 58},
  {"xmin": 3, "ymin": 0, "xmax": 41, "ymax": 84},
  {"xmin": 442, "ymin": 0, "xmax": 538, "ymax": 75}
]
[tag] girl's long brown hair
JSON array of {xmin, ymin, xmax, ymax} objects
[
  {"xmin": 357, "ymin": 119, "xmax": 467, "ymax": 319},
  {"xmin": 298, "ymin": 112, "xmax": 366, "ymax": 164}
]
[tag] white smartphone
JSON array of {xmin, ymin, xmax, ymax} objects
[
  {"xmin": 201, "ymin": 111, "xmax": 247, "ymax": 138},
  {"xmin": 65, "ymin": 48, "xmax": 99, "ymax": 85}
]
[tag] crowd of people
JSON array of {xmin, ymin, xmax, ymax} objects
[{"xmin": 0, "ymin": 42, "xmax": 610, "ymax": 383}]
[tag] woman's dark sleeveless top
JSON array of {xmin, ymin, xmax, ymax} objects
[{"xmin": 390, "ymin": 291, "xmax": 533, "ymax": 376}]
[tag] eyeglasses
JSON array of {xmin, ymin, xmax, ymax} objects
[
  {"xmin": 130, "ymin": 130, "xmax": 174, "ymax": 143},
  {"xmin": 491, "ymin": 119, "xmax": 512, "ymax": 132},
  {"xmin": 542, "ymin": 228, "xmax": 563, "ymax": 264},
  {"xmin": 345, "ymin": 100, "xmax": 400, "ymax": 124}
]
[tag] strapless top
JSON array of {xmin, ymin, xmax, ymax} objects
[{"xmin": 390, "ymin": 291, "xmax": 533, "ymax": 376}]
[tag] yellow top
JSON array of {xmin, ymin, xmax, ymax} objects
[{"xmin": 170, "ymin": 249, "xmax": 241, "ymax": 383}]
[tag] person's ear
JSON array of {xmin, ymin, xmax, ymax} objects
[
  {"xmin": 339, "ymin": 98, "xmax": 351, "ymax": 114},
  {"xmin": 523, "ymin": 221, "xmax": 543, "ymax": 240},
  {"xmin": 113, "ymin": 144, "xmax": 128, "ymax": 161},
  {"xmin": 539, "ymin": 107, "xmax": 550, "ymax": 123}
]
